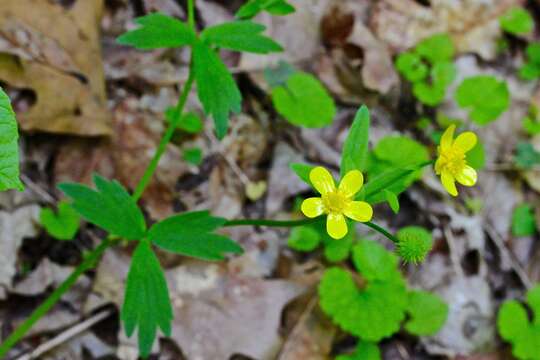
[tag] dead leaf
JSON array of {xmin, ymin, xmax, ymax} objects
[
  {"xmin": 0, "ymin": 0, "xmax": 111, "ymax": 136},
  {"xmin": 371, "ymin": 0, "xmax": 521, "ymax": 60}
]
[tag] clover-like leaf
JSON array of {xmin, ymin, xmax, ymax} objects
[
  {"xmin": 58, "ymin": 175, "xmax": 146, "ymax": 240},
  {"xmin": 336, "ymin": 341, "xmax": 381, "ymax": 360},
  {"xmin": 0, "ymin": 86, "xmax": 24, "ymax": 191},
  {"xmin": 122, "ymin": 239, "xmax": 173, "ymax": 358},
  {"xmin": 287, "ymin": 226, "xmax": 321, "ymax": 252},
  {"xmin": 39, "ymin": 201, "xmax": 81, "ymax": 241},
  {"xmin": 236, "ymin": 0, "xmax": 295, "ymax": 19},
  {"xmin": 117, "ymin": 13, "xmax": 196, "ymax": 49},
  {"xmin": 415, "ymin": 33, "xmax": 455, "ymax": 64},
  {"xmin": 405, "ymin": 290, "xmax": 448, "ymax": 336},
  {"xmin": 352, "ymin": 240, "xmax": 401, "ymax": 283},
  {"xmin": 455, "ymin": 75, "xmax": 510, "ymax": 125},
  {"xmin": 201, "ymin": 21, "xmax": 282, "ymax": 54},
  {"xmin": 271, "ymin": 72, "xmax": 336, "ymax": 128},
  {"xmin": 500, "ymin": 7, "xmax": 534, "ymax": 35},
  {"xmin": 193, "ymin": 40, "xmax": 242, "ymax": 139},
  {"xmin": 341, "ymin": 105, "xmax": 370, "ymax": 177},
  {"xmin": 395, "ymin": 52, "xmax": 428, "ymax": 82},
  {"xmin": 319, "ymin": 267, "xmax": 407, "ymax": 342},
  {"xmin": 148, "ymin": 210, "xmax": 243, "ymax": 261}
]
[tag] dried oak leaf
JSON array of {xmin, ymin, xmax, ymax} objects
[
  {"xmin": 371, "ymin": 0, "xmax": 521, "ymax": 60},
  {"xmin": 0, "ymin": 0, "xmax": 111, "ymax": 136}
]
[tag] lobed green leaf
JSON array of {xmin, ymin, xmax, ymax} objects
[
  {"xmin": 58, "ymin": 174, "xmax": 146, "ymax": 240},
  {"xmin": 40, "ymin": 201, "xmax": 81, "ymax": 241},
  {"xmin": 117, "ymin": 13, "xmax": 196, "ymax": 49},
  {"xmin": 148, "ymin": 210, "xmax": 243, "ymax": 261},
  {"xmin": 201, "ymin": 21, "xmax": 282, "ymax": 54},
  {"xmin": 236, "ymin": 0, "xmax": 295, "ymax": 19}
]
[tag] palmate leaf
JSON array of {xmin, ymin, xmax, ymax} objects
[
  {"xmin": 58, "ymin": 174, "xmax": 146, "ymax": 240},
  {"xmin": 148, "ymin": 211, "xmax": 243, "ymax": 261},
  {"xmin": 117, "ymin": 13, "xmax": 196, "ymax": 49},
  {"xmin": 122, "ymin": 239, "xmax": 173, "ymax": 358},
  {"xmin": 201, "ymin": 21, "xmax": 282, "ymax": 54},
  {"xmin": 0, "ymin": 87, "xmax": 23, "ymax": 191},
  {"xmin": 193, "ymin": 40, "xmax": 242, "ymax": 139}
]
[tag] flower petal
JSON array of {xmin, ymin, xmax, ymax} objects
[
  {"xmin": 441, "ymin": 171, "xmax": 458, "ymax": 196},
  {"xmin": 327, "ymin": 213, "xmax": 348, "ymax": 239},
  {"xmin": 453, "ymin": 131, "xmax": 477, "ymax": 153},
  {"xmin": 440, "ymin": 124, "xmax": 455, "ymax": 151},
  {"xmin": 338, "ymin": 170, "xmax": 364, "ymax": 198},
  {"xmin": 301, "ymin": 197, "xmax": 325, "ymax": 218},
  {"xmin": 309, "ymin": 166, "xmax": 336, "ymax": 195},
  {"xmin": 344, "ymin": 201, "xmax": 373, "ymax": 222},
  {"xmin": 455, "ymin": 165, "xmax": 477, "ymax": 186}
]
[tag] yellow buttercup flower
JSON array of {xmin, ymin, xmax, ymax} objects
[
  {"xmin": 301, "ymin": 166, "xmax": 373, "ymax": 239},
  {"xmin": 435, "ymin": 125, "xmax": 478, "ymax": 196}
]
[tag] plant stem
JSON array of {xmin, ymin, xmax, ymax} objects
[
  {"xmin": 223, "ymin": 218, "xmax": 318, "ymax": 228},
  {"xmin": 364, "ymin": 221, "xmax": 399, "ymax": 244},
  {"xmin": 0, "ymin": 237, "xmax": 113, "ymax": 358},
  {"xmin": 187, "ymin": 0, "xmax": 195, "ymax": 30},
  {"xmin": 132, "ymin": 69, "xmax": 195, "ymax": 202}
]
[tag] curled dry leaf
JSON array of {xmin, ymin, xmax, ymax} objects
[
  {"xmin": 371, "ymin": 0, "xmax": 521, "ymax": 60},
  {"xmin": 0, "ymin": 0, "xmax": 111, "ymax": 136}
]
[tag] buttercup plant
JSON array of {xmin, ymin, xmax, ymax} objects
[{"xmin": 0, "ymin": 2, "xmax": 480, "ymax": 358}]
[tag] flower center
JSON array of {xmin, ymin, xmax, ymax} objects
[
  {"xmin": 322, "ymin": 191, "xmax": 349, "ymax": 214},
  {"xmin": 439, "ymin": 147, "xmax": 466, "ymax": 176}
]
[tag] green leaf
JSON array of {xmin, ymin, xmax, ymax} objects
[
  {"xmin": 340, "ymin": 106, "xmax": 370, "ymax": 177},
  {"xmin": 523, "ymin": 116, "xmax": 540, "ymax": 135},
  {"xmin": 193, "ymin": 41, "xmax": 242, "ymax": 139},
  {"xmin": 455, "ymin": 75, "xmax": 510, "ymax": 125},
  {"xmin": 290, "ymin": 162, "xmax": 315, "ymax": 186},
  {"xmin": 264, "ymin": 61, "xmax": 295, "ymax": 88},
  {"xmin": 413, "ymin": 82, "xmax": 446, "ymax": 106},
  {"xmin": 318, "ymin": 267, "xmax": 407, "ymax": 341},
  {"xmin": 352, "ymin": 240, "xmax": 401, "ymax": 283},
  {"xmin": 271, "ymin": 72, "xmax": 336, "ymax": 127},
  {"xmin": 467, "ymin": 138, "xmax": 486, "ymax": 170},
  {"xmin": 415, "ymin": 33, "xmax": 455, "ymax": 64},
  {"xmin": 58, "ymin": 175, "xmax": 146, "ymax": 240},
  {"xmin": 39, "ymin": 201, "xmax": 81, "ymax": 241},
  {"xmin": 384, "ymin": 190, "xmax": 400, "ymax": 214},
  {"xmin": 236, "ymin": 0, "xmax": 295, "ymax": 19},
  {"xmin": 0, "ymin": 87, "xmax": 23, "ymax": 191},
  {"xmin": 500, "ymin": 7, "xmax": 534, "ymax": 35},
  {"xmin": 117, "ymin": 13, "xmax": 196, "ymax": 49},
  {"xmin": 527, "ymin": 285, "xmax": 540, "ymax": 326},
  {"xmin": 519, "ymin": 44, "xmax": 540, "ymax": 80},
  {"xmin": 201, "ymin": 21, "xmax": 282, "ymax": 54},
  {"xmin": 148, "ymin": 210, "xmax": 243, "ymax": 261},
  {"xmin": 122, "ymin": 240, "xmax": 173, "ymax": 358},
  {"xmin": 287, "ymin": 225, "xmax": 321, "ymax": 251},
  {"xmin": 395, "ymin": 52, "xmax": 428, "ymax": 82},
  {"xmin": 165, "ymin": 108, "xmax": 203, "ymax": 134},
  {"xmin": 182, "ymin": 147, "xmax": 203, "ymax": 165},
  {"xmin": 512, "ymin": 204, "xmax": 537, "ymax": 237},
  {"xmin": 405, "ymin": 290, "xmax": 448, "ymax": 336},
  {"xmin": 323, "ymin": 231, "xmax": 353, "ymax": 263},
  {"xmin": 515, "ymin": 142, "xmax": 540, "ymax": 169},
  {"xmin": 396, "ymin": 226, "xmax": 433, "ymax": 264},
  {"xmin": 336, "ymin": 341, "xmax": 381, "ymax": 360},
  {"xmin": 432, "ymin": 61, "xmax": 456, "ymax": 87},
  {"xmin": 498, "ymin": 300, "xmax": 529, "ymax": 343},
  {"xmin": 361, "ymin": 167, "xmax": 416, "ymax": 204}
]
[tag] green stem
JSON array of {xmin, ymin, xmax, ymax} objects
[
  {"xmin": 364, "ymin": 221, "xmax": 399, "ymax": 244},
  {"xmin": 0, "ymin": 238, "xmax": 113, "ymax": 358},
  {"xmin": 223, "ymin": 218, "xmax": 318, "ymax": 228},
  {"xmin": 188, "ymin": 0, "xmax": 195, "ymax": 30},
  {"xmin": 132, "ymin": 69, "xmax": 195, "ymax": 202}
]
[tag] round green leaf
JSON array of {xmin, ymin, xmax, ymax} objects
[
  {"xmin": 287, "ymin": 225, "xmax": 321, "ymax": 252},
  {"xmin": 500, "ymin": 7, "xmax": 534, "ymax": 35},
  {"xmin": 405, "ymin": 290, "xmax": 448, "ymax": 336}
]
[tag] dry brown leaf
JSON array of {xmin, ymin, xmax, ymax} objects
[
  {"xmin": 371, "ymin": 0, "xmax": 521, "ymax": 60},
  {"xmin": 0, "ymin": 0, "xmax": 111, "ymax": 136}
]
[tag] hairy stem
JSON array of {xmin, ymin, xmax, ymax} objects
[{"xmin": 0, "ymin": 237, "xmax": 113, "ymax": 358}]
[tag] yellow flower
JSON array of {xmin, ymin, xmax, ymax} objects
[
  {"xmin": 435, "ymin": 125, "xmax": 478, "ymax": 196},
  {"xmin": 301, "ymin": 166, "xmax": 373, "ymax": 239}
]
